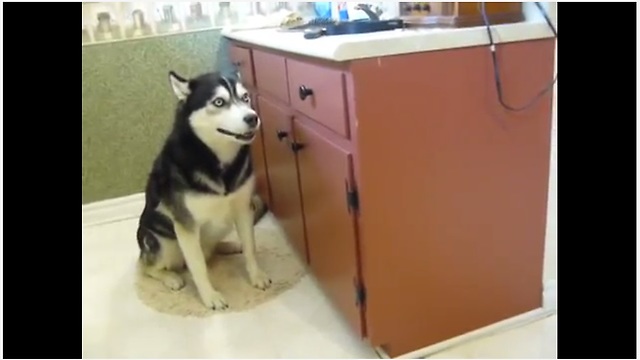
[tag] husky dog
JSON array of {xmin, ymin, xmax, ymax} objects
[{"xmin": 136, "ymin": 71, "xmax": 271, "ymax": 310}]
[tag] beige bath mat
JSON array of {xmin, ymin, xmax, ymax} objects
[{"xmin": 135, "ymin": 225, "xmax": 306, "ymax": 317}]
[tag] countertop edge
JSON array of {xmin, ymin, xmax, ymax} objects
[{"xmin": 222, "ymin": 21, "xmax": 555, "ymax": 62}]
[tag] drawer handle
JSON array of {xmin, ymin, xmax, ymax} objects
[
  {"xmin": 298, "ymin": 85, "xmax": 314, "ymax": 101},
  {"xmin": 276, "ymin": 130, "xmax": 288, "ymax": 141},
  {"xmin": 233, "ymin": 60, "xmax": 244, "ymax": 67}
]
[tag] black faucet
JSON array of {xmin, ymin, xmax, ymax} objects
[{"xmin": 355, "ymin": 3, "xmax": 382, "ymax": 21}]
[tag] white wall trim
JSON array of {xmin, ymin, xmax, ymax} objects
[
  {"xmin": 376, "ymin": 306, "xmax": 555, "ymax": 359},
  {"xmin": 82, "ymin": 193, "xmax": 145, "ymax": 227},
  {"xmin": 543, "ymin": 279, "xmax": 557, "ymax": 312}
]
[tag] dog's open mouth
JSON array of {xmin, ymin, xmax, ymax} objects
[{"xmin": 217, "ymin": 128, "xmax": 255, "ymax": 141}]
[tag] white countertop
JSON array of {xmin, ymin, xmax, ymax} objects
[{"xmin": 222, "ymin": 20, "xmax": 556, "ymax": 62}]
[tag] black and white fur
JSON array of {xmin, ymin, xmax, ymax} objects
[{"xmin": 136, "ymin": 70, "xmax": 271, "ymax": 310}]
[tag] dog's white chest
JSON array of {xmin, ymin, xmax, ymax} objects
[
  {"xmin": 184, "ymin": 193, "xmax": 235, "ymax": 224},
  {"xmin": 182, "ymin": 176, "xmax": 255, "ymax": 225}
]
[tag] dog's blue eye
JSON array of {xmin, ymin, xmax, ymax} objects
[
  {"xmin": 212, "ymin": 98, "xmax": 226, "ymax": 107},
  {"xmin": 241, "ymin": 94, "xmax": 250, "ymax": 103}
]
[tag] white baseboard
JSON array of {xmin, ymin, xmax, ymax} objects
[
  {"xmin": 82, "ymin": 193, "xmax": 145, "ymax": 227},
  {"xmin": 376, "ymin": 305, "xmax": 555, "ymax": 359},
  {"xmin": 543, "ymin": 279, "xmax": 557, "ymax": 312}
]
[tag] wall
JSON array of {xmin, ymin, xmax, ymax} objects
[{"xmin": 82, "ymin": 30, "xmax": 222, "ymax": 204}]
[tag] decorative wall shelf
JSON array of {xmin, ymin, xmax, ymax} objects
[
  {"xmin": 82, "ymin": 2, "xmax": 316, "ymax": 46},
  {"xmin": 82, "ymin": 2, "xmax": 399, "ymax": 47}
]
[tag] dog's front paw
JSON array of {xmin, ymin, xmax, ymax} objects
[
  {"xmin": 162, "ymin": 273, "xmax": 186, "ymax": 291},
  {"xmin": 199, "ymin": 289, "xmax": 229, "ymax": 310},
  {"xmin": 250, "ymin": 270, "xmax": 272, "ymax": 290}
]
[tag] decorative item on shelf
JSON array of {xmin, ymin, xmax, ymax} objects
[
  {"xmin": 253, "ymin": 1, "xmax": 275, "ymax": 17},
  {"xmin": 233, "ymin": 2, "xmax": 257, "ymax": 22},
  {"xmin": 155, "ymin": 3, "xmax": 183, "ymax": 33},
  {"xmin": 215, "ymin": 2, "xmax": 238, "ymax": 26},
  {"xmin": 255, "ymin": 1, "xmax": 291, "ymax": 17},
  {"xmin": 313, "ymin": 2, "xmax": 332, "ymax": 18},
  {"xmin": 376, "ymin": 1, "xmax": 400, "ymax": 20},
  {"xmin": 401, "ymin": 2, "xmax": 432, "ymax": 16},
  {"xmin": 82, "ymin": 26, "xmax": 91, "ymax": 44},
  {"xmin": 398, "ymin": 2, "xmax": 524, "ymax": 28},
  {"xmin": 82, "ymin": 4, "xmax": 94, "ymax": 44},
  {"xmin": 184, "ymin": 2, "xmax": 212, "ymax": 30},
  {"xmin": 295, "ymin": 2, "xmax": 316, "ymax": 18},
  {"xmin": 94, "ymin": 11, "xmax": 123, "ymax": 41},
  {"xmin": 275, "ymin": 2, "xmax": 292, "ymax": 11},
  {"xmin": 97, "ymin": 12, "xmax": 112, "ymax": 35},
  {"xmin": 254, "ymin": 1, "xmax": 266, "ymax": 16},
  {"xmin": 191, "ymin": 2, "xmax": 203, "ymax": 18},
  {"xmin": 131, "ymin": 9, "xmax": 148, "ymax": 36},
  {"xmin": 87, "ymin": 2, "xmax": 125, "ymax": 42},
  {"xmin": 337, "ymin": 2, "xmax": 350, "ymax": 20},
  {"xmin": 120, "ymin": 2, "xmax": 153, "ymax": 39}
]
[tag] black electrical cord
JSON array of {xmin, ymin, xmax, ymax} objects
[{"xmin": 480, "ymin": 2, "xmax": 557, "ymax": 112}]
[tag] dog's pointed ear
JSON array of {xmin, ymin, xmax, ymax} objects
[
  {"xmin": 234, "ymin": 70, "xmax": 242, "ymax": 82},
  {"xmin": 168, "ymin": 71, "xmax": 190, "ymax": 100}
]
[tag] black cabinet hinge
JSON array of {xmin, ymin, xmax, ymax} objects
[
  {"xmin": 355, "ymin": 278, "xmax": 367, "ymax": 307},
  {"xmin": 346, "ymin": 185, "xmax": 360, "ymax": 214}
]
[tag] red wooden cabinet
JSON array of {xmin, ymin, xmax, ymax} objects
[
  {"xmin": 287, "ymin": 59, "xmax": 350, "ymax": 138},
  {"xmin": 293, "ymin": 117, "xmax": 363, "ymax": 336},
  {"xmin": 249, "ymin": 94, "xmax": 271, "ymax": 207},
  {"xmin": 258, "ymin": 95, "xmax": 308, "ymax": 263},
  {"xmin": 230, "ymin": 38, "xmax": 556, "ymax": 357},
  {"xmin": 253, "ymin": 50, "xmax": 290, "ymax": 104},
  {"xmin": 229, "ymin": 45, "xmax": 255, "ymax": 86}
]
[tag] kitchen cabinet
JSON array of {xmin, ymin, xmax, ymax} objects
[
  {"xmin": 229, "ymin": 37, "xmax": 555, "ymax": 357},
  {"xmin": 249, "ymin": 93, "xmax": 271, "ymax": 207},
  {"xmin": 294, "ymin": 116, "xmax": 363, "ymax": 336},
  {"xmin": 257, "ymin": 96, "xmax": 307, "ymax": 262}
]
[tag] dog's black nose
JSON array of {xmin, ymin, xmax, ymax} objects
[{"xmin": 243, "ymin": 114, "xmax": 259, "ymax": 128}]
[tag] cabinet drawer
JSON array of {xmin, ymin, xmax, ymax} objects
[
  {"xmin": 229, "ymin": 45, "xmax": 255, "ymax": 87},
  {"xmin": 253, "ymin": 50, "xmax": 289, "ymax": 104},
  {"xmin": 287, "ymin": 59, "xmax": 349, "ymax": 138}
]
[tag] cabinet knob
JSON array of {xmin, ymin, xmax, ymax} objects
[
  {"xmin": 290, "ymin": 142, "xmax": 305, "ymax": 153},
  {"xmin": 298, "ymin": 85, "xmax": 314, "ymax": 101},
  {"xmin": 233, "ymin": 60, "xmax": 244, "ymax": 67},
  {"xmin": 276, "ymin": 130, "xmax": 288, "ymax": 141}
]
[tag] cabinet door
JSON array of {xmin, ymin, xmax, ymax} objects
[
  {"xmin": 258, "ymin": 96, "xmax": 308, "ymax": 262},
  {"xmin": 229, "ymin": 45, "xmax": 255, "ymax": 87},
  {"xmin": 249, "ymin": 94, "xmax": 271, "ymax": 207},
  {"xmin": 294, "ymin": 118, "xmax": 364, "ymax": 336}
]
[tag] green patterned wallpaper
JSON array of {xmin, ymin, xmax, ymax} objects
[{"xmin": 82, "ymin": 30, "xmax": 222, "ymax": 204}]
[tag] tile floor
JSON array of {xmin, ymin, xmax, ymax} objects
[{"xmin": 82, "ymin": 214, "xmax": 556, "ymax": 359}]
